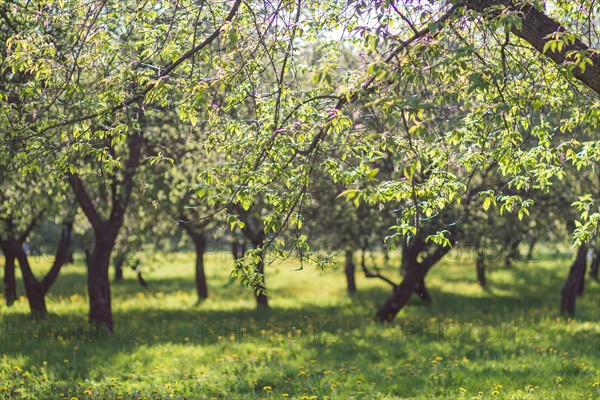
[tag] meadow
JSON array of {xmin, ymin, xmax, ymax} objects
[{"xmin": 0, "ymin": 247, "xmax": 599, "ymax": 399}]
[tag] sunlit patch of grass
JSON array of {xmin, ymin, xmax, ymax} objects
[{"xmin": 1, "ymin": 249, "xmax": 598, "ymax": 399}]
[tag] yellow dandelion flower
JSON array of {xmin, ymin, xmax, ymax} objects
[{"xmin": 263, "ymin": 386, "xmax": 272, "ymax": 391}]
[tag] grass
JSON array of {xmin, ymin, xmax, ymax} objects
[{"xmin": 0, "ymin": 247, "xmax": 599, "ymax": 399}]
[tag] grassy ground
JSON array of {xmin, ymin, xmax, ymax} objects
[{"xmin": 0, "ymin": 247, "xmax": 599, "ymax": 399}]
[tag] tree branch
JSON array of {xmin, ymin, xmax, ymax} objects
[{"xmin": 462, "ymin": 0, "xmax": 600, "ymax": 95}]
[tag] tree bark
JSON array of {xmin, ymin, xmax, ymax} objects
[
  {"xmin": 5, "ymin": 236, "xmax": 47, "ymax": 316},
  {"xmin": 2, "ymin": 252, "xmax": 18, "ymax": 306},
  {"xmin": 376, "ymin": 239, "xmax": 452, "ymax": 322},
  {"xmin": 560, "ymin": 245, "xmax": 588, "ymax": 317},
  {"xmin": 86, "ymin": 233, "xmax": 115, "ymax": 332},
  {"xmin": 414, "ymin": 278, "xmax": 432, "ymax": 304},
  {"xmin": 375, "ymin": 263, "xmax": 427, "ymax": 322},
  {"xmin": 191, "ymin": 231, "xmax": 208, "ymax": 302},
  {"xmin": 344, "ymin": 249, "xmax": 357, "ymax": 295},
  {"xmin": 183, "ymin": 225, "xmax": 209, "ymax": 302},
  {"xmin": 68, "ymin": 132, "xmax": 142, "ymax": 333}
]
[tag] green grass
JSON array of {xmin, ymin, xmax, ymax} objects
[{"xmin": 0, "ymin": 249, "xmax": 599, "ymax": 399}]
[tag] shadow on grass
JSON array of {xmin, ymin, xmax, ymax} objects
[{"xmin": 3, "ymin": 256, "xmax": 598, "ymax": 388}]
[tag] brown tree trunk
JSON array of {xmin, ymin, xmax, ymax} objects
[
  {"xmin": 414, "ymin": 278, "xmax": 431, "ymax": 304},
  {"xmin": 376, "ymin": 238, "xmax": 452, "ymax": 322},
  {"xmin": 504, "ymin": 239, "xmax": 520, "ymax": 268},
  {"xmin": 590, "ymin": 249, "xmax": 599, "ymax": 280},
  {"xmin": 2, "ymin": 252, "xmax": 18, "ymax": 306},
  {"xmin": 375, "ymin": 264, "xmax": 426, "ymax": 322},
  {"xmin": 255, "ymin": 253, "xmax": 268, "ymax": 308},
  {"xmin": 231, "ymin": 240, "xmax": 246, "ymax": 260},
  {"xmin": 114, "ymin": 258, "xmax": 124, "ymax": 282},
  {"xmin": 560, "ymin": 245, "xmax": 588, "ymax": 317},
  {"xmin": 192, "ymin": 232, "xmax": 208, "ymax": 302},
  {"xmin": 7, "ymin": 236, "xmax": 48, "ymax": 316},
  {"xmin": 87, "ymin": 233, "xmax": 115, "ymax": 333},
  {"xmin": 344, "ymin": 250, "xmax": 357, "ymax": 295},
  {"xmin": 476, "ymin": 251, "xmax": 486, "ymax": 288}
]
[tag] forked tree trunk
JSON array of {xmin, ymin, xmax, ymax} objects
[
  {"xmin": 376, "ymin": 238, "xmax": 452, "ymax": 322},
  {"xmin": 345, "ymin": 250, "xmax": 357, "ymax": 295},
  {"xmin": 69, "ymin": 132, "xmax": 142, "ymax": 334},
  {"xmin": 15, "ymin": 252, "xmax": 47, "ymax": 315},
  {"xmin": 5, "ymin": 236, "xmax": 47, "ymax": 315},
  {"xmin": 3, "ymin": 253, "xmax": 18, "ymax": 306},
  {"xmin": 560, "ymin": 245, "xmax": 588, "ymax": 317}
]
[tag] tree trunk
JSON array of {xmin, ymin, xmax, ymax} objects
[
  {"xmin": 590, "ymin": 249, "xmax": 599, "ymax": 280},
  {"xmin": 560, "ymin": 245, "xmax": 588, "ymax": 317},
  {"xmin": 504, "ymin": 239, "xmax": 520, "ymax": 268},
  {"xmin": 7, "ymin": 236, "xmax": 48, "ymax": 316},
  {"xmin": 114, "ymin": 258, "xmax": 124, "ymax": 282},
  {"xmin": 476, "ymin": 251, "xmax": 486, "ymax": 288},
  {"xmin": 231, "ymin": 240, "xmax": 246, "ymax": 261},
  {"xmin": 192, "ymin": 232, "xmax": 208, "ymax": 302},
  {"xmin": 255, "ymin": 255, "xmax": 268, "ymax": 308},
  {"xmin": 87, "ymin": 234, "xmax": 115, "ymax": 333},
  {"xmin": 526, "ymin": 237, "xmax": 538, "ymax": 262},
  {"xmin": 376, "ymin": 238, "xmax": 452, "ymax": 322},
  {"xmin": 375, "ymin": 264, "xmax": 426, "ymax": 322},
  {"xmin": 3, "ymin": 253, "xmax": 18, "ymax": 306},
  {"xmin": 344, "ymin": 250, "xmax": 357, "ymax": 295},
  {"xmin": 414, "ymin": 278, "xmax": 432, "ymax": 304},
  {"xmin": 65, "ymin": 249, "xmax": 75, "ymax": 264}
]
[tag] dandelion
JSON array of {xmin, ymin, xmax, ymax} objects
[
  {"xmin": 263, "ymin": 386, "xmax": 272, "ymax": 392},
  {"xmin": 282, "ymin": 394, "xmax": 289, "ymax": 398},
  {"xmin": 460, "ymin": 387, "xmax": 467, "ymax": 393},
  {"xmin": 84, "ymin": 390, "xmax": 92, "ymax": 395},
  {"xmin": 492, "ymin": 391, "xmax": 499, "ymax": 395},
  {"xmin": 435, "ymin": 356, "xmax": 443, "ymax": 361},
  {"xmin": 13, "ymin": 366, "xmax": 22, "ymax": 373}
]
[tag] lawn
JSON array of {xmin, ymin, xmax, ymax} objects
[{"xmin": 0, "ymin": 247, "xmax": 599, "ymax": 399}]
